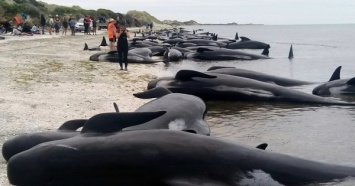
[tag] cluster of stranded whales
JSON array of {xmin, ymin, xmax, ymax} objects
[
  {"xmin": 147, "ymin": 66, "xmax": 355, "ymax": 106},
  {"xmin": 4, "ymin": 28, "xmax": 355, "ymax": 186},
  {"xmin": 4, "ymin": 88, "xmax": 355, "ymax": 186},
  {"xmin": 86, "ymin": 28, "xmax": 280, "ymax": 64}
]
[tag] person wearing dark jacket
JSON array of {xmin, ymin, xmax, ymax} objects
[
  {"xmin": 116, "ymin": 25, "xmax": 130, "ymax": 70},
  {"xmin": 40, "ymin": 15, "xmax": 46, "ymax": 34}
]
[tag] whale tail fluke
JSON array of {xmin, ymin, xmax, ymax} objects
[
  {"xmin": 134, "ymin": 87, "xmax": 172, "ymax": 99},
  {"xmin": 81, "ymin": 111, "xmax": 166, "ymax": 134},
  {"xmin": 57, "ymin": 119, "xmax": 87, "ymax": 131},
  {"xmin": 163, "ymin": 47, "xmax": 170, "ymax": 66},
  {"xmin": 288, "ymin": 45, "xmax": 294, "ymax": 59},
  {"xmin": 261, "ymin": 45, "xmax": 270, "ymax": 56},
  {"xmin": 235, "ymin": 32, "xmax": 239, "ymax": 40},
  {"xmin": 100, "ymin": 36, "xmax": 108, "ymax": 47},
  {"xmin": 84, "ymin": 43, "xmax": 89, "ymax": 50}
]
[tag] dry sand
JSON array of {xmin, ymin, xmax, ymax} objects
[{"xmin": 0, "ymin": 28, "xmax": 173, "ymax": 185}]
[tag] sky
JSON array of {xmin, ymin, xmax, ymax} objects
[{"xmin": 39, "ymin": 0, "xmax": 355, "ymax": 25}]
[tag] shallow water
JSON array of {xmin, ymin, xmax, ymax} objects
[{"xmin": 159, "ymin": 24, "xmax": 355, "ymax": 185}]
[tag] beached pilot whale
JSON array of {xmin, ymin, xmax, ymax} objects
[
  {"xmin": 3, "ymin": 111, "xmax": 166, "ymax": 163},
  {"xmin": 2, "ymin": 119, "xmax": 86, "ymax": 161},
  {"xmin": 313, "ymin": 66, "xmax": 355, "ymax": 95},
  {"xmin": 163, "ymin": 48, "xmax": 183, "ymax": 62},
  {"xmin": 185, "ymin": 47, "xmax": 270, "ymax": 61},
  {"xmin": 124, "ymin": 87, "xmax": 210, "ymax": 135},
  {"xmin": 89, "ymin": 49, "xmax": 169, "ymax": 65},
  {"xmin": 83, "ymin": 43, "xmax": 101, "ymax": 51},
  {"xmin": 147, "ymin": 70, "xmax": 355, "ymax": 106},
  {"xmin": 226, "ymin": 37, "xmax": 270, "ymax": 49},
  {"xmin": 7, "ymin": 129, "xmax": 355, "ymax": 186},
  {"xmin": 207, "ymin": 66, "xmax": 314, "ymax": 86}
]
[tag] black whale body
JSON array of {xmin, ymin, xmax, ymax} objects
[
  {"xmin": 7, "ymin": 130, "xmax": 355, "ymax": 186},
  {"xmin": 147, "ymin": 70, "xmax": 355, "ymax": 106},
  {"xmin": 207, "ymin": 66, "xmax": 314, "ymax": 86}
]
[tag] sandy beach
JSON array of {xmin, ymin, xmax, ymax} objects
[{"xmin": 0, "ymin": 28, "xmax": 172, "ymax": 185}]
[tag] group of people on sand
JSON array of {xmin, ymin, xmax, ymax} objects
[
  {"xmin": 83, "ymin": 15, "xmax": 98, "ymax": 35},
  {"xmin": 42, "ymin": 14, "xmax": 74, "ymax": 36},
  {"xmin": 145, "ymin": 23, "xmax": 153, "ymax": 31},
  {"xmin": 107, "ymin": 17, "xmax": 130, "ymax": 71}
]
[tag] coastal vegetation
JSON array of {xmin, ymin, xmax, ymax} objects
[{"xmin": 0, "ymin": 0, "xmax": 198, "ymax": 26}]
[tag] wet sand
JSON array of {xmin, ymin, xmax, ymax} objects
[{"xmin": 0, "ymin": 28, "xmax": 171, "ymax": 185}]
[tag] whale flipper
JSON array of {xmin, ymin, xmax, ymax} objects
[
  {"xmin": 84, "ymin": 43, "xmax": 89, "ymax": 50},
  {"xmin": 207, "ymin": 66, "xmax": 235, "ymax": 71},
  {"xmin": 134, "ymin": 87, "xmax": 172, "ymax": 99},
  {"xmin": 58, "ymin": 119, "xmax": 87, "ymax": 131},
  {"xmin": 256, "ymin": 143, "xmax": 268, "ymax": 150},
  {"xmin": 182, "ymin": 129, "xmax": 197, "ymax": 134},
  {"xmin": 329, "ymin": 66, "xmax": 342, "ymax": 81},
  {"xmin": 81, "ymin": 111, "xmax": 166, "ymax": 134},
  {"xmin": 175, "ymin": 70, "xmax": 217, "ymax": 81},
  {"xmin": 100, "ymin": 36, "xmax": 108, "ymax": 46},
  {"xmin": 113, "ymin": 102, "xmax": 119, "ymax": 112},
  {"xmin": 288, "ymin": 45, "xmax": 294, "ymax": 59}
]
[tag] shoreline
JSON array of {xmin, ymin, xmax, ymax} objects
[{"xmin": 0, "ymin": 28, "xmax": 172, "ymax": 185}]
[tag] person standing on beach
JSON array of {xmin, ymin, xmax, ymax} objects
[
  {"xmin": 40, "ymin": 14, "xmax": 46, "ymax": 34},
  {"xmin": 84, "ymin": 15, "xmax": 89, "ymax": 35},
  {"xmin": 54, "ymin": 15, "xmax": 60, "ymax": 35},
  {"xmin": 62, "ymin": 17, "xmax": 68, "ymax": 35},
  {"xmin": 116, "ymin": 24, "xmax": 130, "ymax": 71},
  {"xmin": 69, "ymin": 18, "xmax": 76, "ymax": 36},
  {"xmin": 13, "ymin": 16, "xmax": 20, "ymax": 27},
  {"xmin": 107, "ymin": 18, "xmax": 116, "ymax": 51},
  {"xmin": 47, "ymin": 16, "xmax": 54, "ymax": 35},
  {"xmin": 92, "ymin": 18, "xmax": 97, "ymax": 35},
  {"xmin": 150, "ymin": 22, "xmax": 153, "ymax": 31}
]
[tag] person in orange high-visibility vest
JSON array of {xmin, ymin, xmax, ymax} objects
[
  {"xmin": 107, "ymin": 18, "xmax": 117, "ymax": 51},
  {"xmin": 13, "ymin": 16, "xmax": 20, "ymax": 26}
]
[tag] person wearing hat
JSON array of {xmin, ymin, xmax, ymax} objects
[{"xmin": 107, "ymin": 18, "xmax": 116, "ymax": 51}]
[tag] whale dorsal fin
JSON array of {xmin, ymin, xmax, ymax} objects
[
  {"xmin": 113, "ymin": 102, "xmax": 119, "ymax": 112},
  {"xmin": 346, "ymin": 77, "xmax": 355, "ymax": 85},
  {"xmin": 58, "ymin": 119, "xmax": 87, "ymax": 131},
  {"xmin": 84, "ymin": 43, "xmax": 89, "ymax": 50},
  {"xmin": 196, "ymin": 47, "xmax": 213, "ymax": 53},
  {"xmin": 175, "ymin": 70, "xmax": 217, "ymax": 81},
  {"xmin": 288, "ymin": 45, "xmax": 294, "ymax": 59},
  {"xmin": 207, "ymin": 66, "xmax": 235, "ymax": 71},
  {"xmin": 100, "ymin": 36, "xmax": 108, "ymax": 46},
  {"xmin": 240, "ymin": 37, "xmax": 251, "ymax": 41},
  {"xmin": 81, "ymin": 111, "xmax": 166, "ymax": 134},
  {"xmin": 133, "ymin": 87, "xmax": 172, "ymax": 99},
  {"xmin": 329, "ymin": 66, "xmax": 342, "ymax": 81},
  {"xmin": 256, "ymin": 143, "xmax": 268, "ymax": 150}
]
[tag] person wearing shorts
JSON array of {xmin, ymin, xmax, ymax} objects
[{"xmin": 107, "ymin": 18, "xmax": 116, "ymax": 51}]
